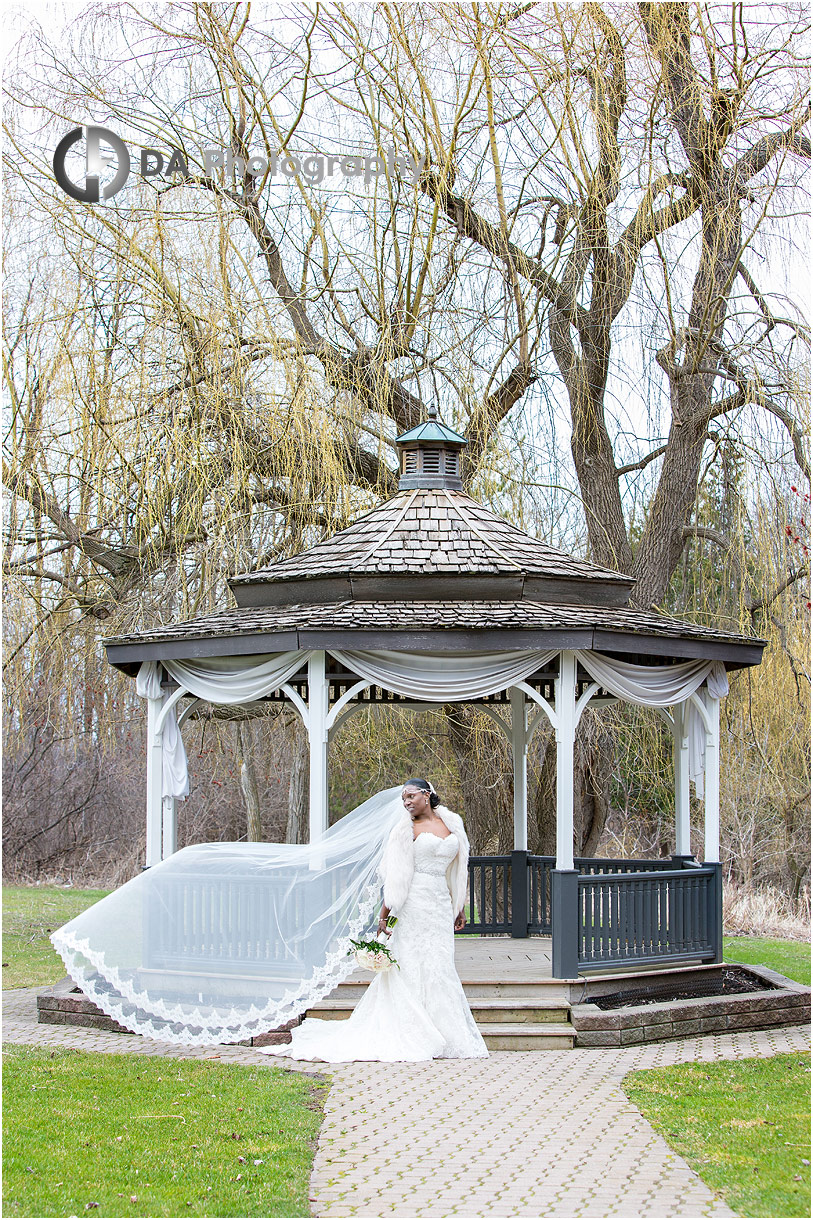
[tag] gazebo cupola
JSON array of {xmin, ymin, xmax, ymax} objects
[{"xmin": 396, "ymin": 404, "xmax": 467, "ymax": 491}]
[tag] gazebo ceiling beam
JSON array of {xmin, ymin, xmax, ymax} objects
[{"xmin": 106, "ymin": 629, "xmax": 763, "ymax": 674}]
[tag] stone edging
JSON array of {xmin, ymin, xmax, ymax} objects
[
  {"xmin": 570, "ymin": 962, "xmax": 811, "ymax": 1047},
  {"xmin": 36, "ymin": 977, "xmax": 297, "ymax": 1045}
]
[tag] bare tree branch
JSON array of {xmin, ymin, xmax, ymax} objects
[
  {"xmin": 616, "ymin": 445, "xmax": 669, "ymax": 477},
  {"xmin": 748, "ymin": 568, "xmax": 809, "ymax": 619}
]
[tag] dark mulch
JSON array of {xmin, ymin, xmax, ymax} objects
[{"xmin": 591, "ymin": 966, "xmax": 778, "ymax": 1010}]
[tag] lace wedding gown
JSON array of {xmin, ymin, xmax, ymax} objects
[{"xmin": 261, "ymin": 832, "xmax": 488, "ymax": 1062}]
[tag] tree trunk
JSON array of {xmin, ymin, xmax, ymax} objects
[
  {"xmin": 285, "ymin": 722, "xmax": 308, "ymax": 844},
  {"xmin": 782, "ymin": 790, "xmax": 811, "ymax": 903},
  {"xmin": 578, "ymin": 717, "xmax": 614, "ymax": 857},
  {"xmin": 530, "ymin": 723, "xmax": 557, "ymax": 855},
  {"xmin": 235, "ymin": 721, "xmax": 262, "ymax": 842},
  {"xmin": 564, "ymin": 351, "xmax": 635, "ymax": 575},
  {"xmin": 631, "ymin": 415, "xmax": 709, "ymax": 606}
]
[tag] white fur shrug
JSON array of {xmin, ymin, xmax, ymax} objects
[{"xmin": 378, "ymin": 804, "xmax": 469, "ymax": 917}]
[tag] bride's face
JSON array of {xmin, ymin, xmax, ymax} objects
[{"xmin": 402, "ymin": 785, "xmax": 430, "ymax": 817}]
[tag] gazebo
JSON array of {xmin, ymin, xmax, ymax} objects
[{"xmin": 104, "ymin": 411, "xmax": 765, "ymax": 980}]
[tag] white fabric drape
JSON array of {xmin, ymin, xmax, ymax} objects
[
  {"xmin": 138, "ymin": 647, "xmax": 728, "ymax": 802},
  {"xmin": 136, "ymin": 661, "xmax": 189, "ymax": 800},
  {"xmin": 136, "ymin": 652, "xmax": 309, "ymax": 799},
  {"xmin": 163, "ymin": 651, "xmax": 310, "ymax": 704},
  {"xmin": 576, "ymin": 651, "xmax": 729, "ymax": 793},
  {"xmin": 576, "ymin": 651, "xmax": 726, "ymax": 706},
  {"xmin": 691, "ymin": 662, "xmax": 729, "ymax": 798},
  {"xmin": 136, "ymin": 660, "xmax": 163, "ymax": 702},
  {"xmin": 138, "ymin": 649, "xmax": 557, "ymax": 801},
  {"xmin": 329, "ymin": 649, "xmax": 559, "ymax": 702},
  {"xmin": 161, "ymin": 713, "xmax": 190, "ymax": 800}
]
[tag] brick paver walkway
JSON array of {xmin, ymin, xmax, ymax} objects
[{"xmin": 3, "ymin": 986, "xmax": 810, "ymax": 1217}]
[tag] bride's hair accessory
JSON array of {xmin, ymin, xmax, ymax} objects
[{"xmin": 404, "ymin": 777, "xmax": 440, "ymax": 808}]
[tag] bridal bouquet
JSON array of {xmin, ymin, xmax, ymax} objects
[{"xmin": 348, "ymin": 916, "xmax": 398, "ymax": 972}]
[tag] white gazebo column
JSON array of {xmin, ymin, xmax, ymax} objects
[
  {"xmin": 701, "ymin": 687, "xmax": 723, "ymax": 963},
  {"xmin": 162, "ymin": 796, "xmax": 177, "ymax": 858},
  {"xmin": 554, "ymin": 650, "xmax": 577, "ymax": 871},
  {"xmin": 145, "ymin": 694, "xmax": 164, "ymax": 868},
  {"xmin": 307, "ymin": 651, "xmax": 329, "ymax": 844},
  {"xmin": 509, "ymin": 686, "xmax": 529, "ymax": 937},
  {"xmin": 551, "ymin": 649, "xmax": 579, "ymax": 978},
  {"xmin": 510, "ymin": 686, "xmax": 528, "ymax": 852},
  {"xmin": 702, "ymin": 690, "xmax": 721, "ymax": 864},
  {"xmin": 673, "ymin": 702, "xmax": 691, "ymax": 858}
]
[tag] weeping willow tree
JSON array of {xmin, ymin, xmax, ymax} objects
[
  {"xmin": 3, "ymin": 2, "xmax": 555, "ymax": 858},
  {"xmin": 3, "ymin": 2, "xmax": 809, "ymax": 878},
  {"xmin": 3, "ymin": 4, "xmax": 552, "ymax": 734}
]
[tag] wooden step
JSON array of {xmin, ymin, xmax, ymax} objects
[
  {"xmin": 460, "ymin": 981, "xmax": 572, "ymax": 1002},
  {"xmin": 304, "ymin": 1004, "xmax": 355, "ymax": 1020},
  {"xmin": 479, "ymin": 1022, "xmax": 575, "ymax": 1051},
  {"xmin": 328, "ymin": 978, "xmax": 571, "ymax": 1003},
  {"xmin": 302, "ymin": 1006, "xmax": 575, "ymax": 1049},
  {"xmin": 307, "ymin": 999, "xmax": 569, "ymax": 1023},
  {"xmin": 468, "ymin": 1001, "xmax": 569, "ymax": 1024}
]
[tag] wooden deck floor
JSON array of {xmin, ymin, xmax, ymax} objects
[
  {"xmin": 344, "ymin": 934, "xmax": 719, "ymax": 1000},
  {"xmin": 452, "ymin": 935, "xmax": 553, "ymax": 981},
  {"xmin": 344, "ymin": 935, "xmax": 556, "ymax": 986}
]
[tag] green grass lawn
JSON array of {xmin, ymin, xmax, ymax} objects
[
  {"xmin": 2, "ymin": 886, "xmax": 109, "ymax": 989},
  {"xmin": 724, "ymin": 935, "xmax": 811, "ymax": 985},
  {"xmin": 4, "ymin": 885, "xmax": 811, "ymax": 1218},
  {"xmin": 2, "ymin": 1045, "xmax": 326, "ymax": 1218},
  {"xmin": 625, "ymin": 935, "xmax": 811, "ymax": 1218},
  {"xmin": 624, "ymin": 1053, "xmax": 811, "ymax": 1218}
]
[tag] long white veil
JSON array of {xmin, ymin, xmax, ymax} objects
[{"xmin": 51, "ymin": 787, "xmax": 405, "ymax": 1046}]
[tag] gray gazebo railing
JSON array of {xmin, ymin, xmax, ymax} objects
[
  {"xmin": 465, "ymin": 853, "xmax": 722, "ymax": 973},
  {"xmin": 140, "ymin": 853, "xmax": 723, "ymax": 983}
]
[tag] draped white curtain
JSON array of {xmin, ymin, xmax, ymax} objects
[
  {"xmin": 576, "ymin": 651, "xmax": 728, "ymax": 792},
  {"xmin": 136, "ymin": 652, "xmax": 309, "ymax": 799},
  {"xmin": 136, "ymin": 661, "xmax": 190, "ymax": 800},
  {"xmin": 163, "ymin": 651, "xmax": 311, "ymax": 704},
  {"xmin": 138, "ymin": 647, "xmax": 727, "ymax": 801},
  {"xmin": 330, "ymin": 648, "xmax": 559, "ymax": 702}
]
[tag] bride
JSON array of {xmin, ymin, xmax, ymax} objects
[
  {"xmin": 50, "ymin": 780, "xmax": 487, "ymax": 1058},
  {"xmin": 262, "ymin": 779, "xmax": 488, "ymax": 1063}
]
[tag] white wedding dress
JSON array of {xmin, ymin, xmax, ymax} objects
[{"xmin": 261, "ymin": 832, "xmax": 488, "ymax": 1062}]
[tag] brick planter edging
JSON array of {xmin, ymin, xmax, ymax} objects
[
  {"xmin": 36, "ymin": 977, "xmax": 298, "ymax": 1046},
  {"xmin": 570, "ymin": 963, "xmax": 811, "ymax": 1047}
]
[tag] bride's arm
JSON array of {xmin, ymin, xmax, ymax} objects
[{"xmin": 377, "ymin": 904, "xmax": 392, "ymax": 936}]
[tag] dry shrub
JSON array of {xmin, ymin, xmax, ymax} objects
[{"xmin": 723, "ymin": 879, "xmax": 811, "ymax": 941}]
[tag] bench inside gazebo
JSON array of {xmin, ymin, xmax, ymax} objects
[{"xmin": 103, "ymin": 411, "xmax": 765, "ymax": 983}]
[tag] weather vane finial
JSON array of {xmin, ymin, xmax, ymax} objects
[{"xmin": 427, "ymin": 402, "xmax": 438, "ymax": 421}]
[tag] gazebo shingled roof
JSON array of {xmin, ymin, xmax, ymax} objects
[
  {"xmin": 104, "ymin": 415, "xmax": 765, "ymax": 674},
  {"xmin": 228, "ymin": 489, "xmax": 634, "ymax": 603},
  {"xmin": 105, "ymin": 599, "xmax": 763, "ymax": 669}
]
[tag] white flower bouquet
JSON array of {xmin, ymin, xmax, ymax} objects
[{"xmin": 348, "ymin": 917, "xmax": 398, "ymax": 972}]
